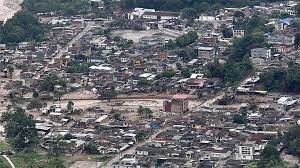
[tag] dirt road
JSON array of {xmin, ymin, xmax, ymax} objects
[{"xmin": 2, "ymin": 155, "xmax": 15, "ymax": 168}]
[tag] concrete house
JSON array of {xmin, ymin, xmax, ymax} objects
[
  {"xmin": 233, "ymin": 29, "xmax": 245, "ymax": 38},
  {"xmin": 250, "ymin": 48, "xmax": 271, "ymax": 65},
  {"xmin": 198, "ymin": 47, "xmax": 215, "ymax": 59},
  {"xmin": 142, "ymin": 11, "xmax": 180, "ymax": 20},
  {"xmin": 163, "ymin": 94, "xmax": 189, "ymax": 113},
  {"xmin": 127, "ymin": 8, "xmax": 155, "ymax": 20}
]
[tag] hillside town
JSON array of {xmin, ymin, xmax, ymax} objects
[{"xmin": 1, "ymin": 0, "xmax": 300, "ymax": 168}]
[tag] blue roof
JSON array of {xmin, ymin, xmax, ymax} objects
[{"xmin": 280, "ymin": 18, "xmax": 292, "ymax": 25}]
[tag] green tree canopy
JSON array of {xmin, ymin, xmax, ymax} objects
[
  {"xmin": 257, "ymin": 144, "xmax": 286, "ymax": 168},
  {"xmin": 157, "ymin": 70, "xmax": 176, "ymax": 79},
  {"xmin": 260, "ymin": 64, "xmax": 300, "ymax": 93},
  {"xmin": 2, "ymin": 108, "xmax": 38, "ymax": 149},
  {"xmin": 23, "ymin": 0, "xmax": 89, "ymax": 15},
  {"xmin": 282, "ymin": 125, "xmax": 300, "ymax": 157},
  {"xmin": 0, "ymin": 10, "xmax": 44, "ymax": 44},
  {"xmin": 137, "ymin": 106, "xmax": 153, "ymax": 118}
]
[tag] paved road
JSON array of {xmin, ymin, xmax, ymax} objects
[{"xmin": 2, "ymin": 155, "xmax": 15, "ymax": 168}]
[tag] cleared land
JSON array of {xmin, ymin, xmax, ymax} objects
[{"xmin": 111, "ymin": 30, "xmax": 176, "ymax": 42}]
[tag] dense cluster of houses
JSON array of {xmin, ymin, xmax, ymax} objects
[
  {"xmin": 113, "ymin": 92, "xmax": 300, "ymax": 167},
  {"xmin": 1, "ymin": 0, "xmax": 300, "ymax": 167}
]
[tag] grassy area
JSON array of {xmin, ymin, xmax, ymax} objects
[
  {"xmin": 10, "ymin": 152, "xmax": 64, "ymax": 168},
  {"xmin": 10, "ymin": 151, "xmax": 111, "ymax": 168},
  {"xmin": 64, "ymin": 154, "xmax": 111, "ymax": 167},
  {"xmin": 0, "ymin": 156, "xmax": 11, "ymax": 168},
  {"xmin": 0, "ymin": 141, "xmax": 111, "ymax": 168},
  {"xmin": 0, "ymin": 141, "xmax": 11, "ymax": 151},
  {"xmin": 90, "ymin": 155, "xmax": 110, "ymax": 162}
]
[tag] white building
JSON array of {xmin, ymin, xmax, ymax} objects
[
  {"xmin": 251, "ymin": 48, "xmax": 271, "ymax": 58},
  {"xmin": 235, "ymin": 141, "xmax": 265, "ymax": 160},
  {"xmin": 127, "ymin": 8, "xmax": 155, "ymax": 20},
  {"xmin": 233, "ymin": 29, "xmax": 245, "ymax": 38},
  {"xmin": 142, "ymin": 11, "xmax": 180, "ymax": 20},
  {"xmin": 250, "ymin": 48, "xmax": 271, "ymax": 65},
  {"xmin": 198, "ymin": 46, "xmax": 215, "ymax": 59},
  {"xmin": 278, "ymin": 96, "xmax": 298, "ymax": 106},
  {"xmin": 196, "ymin": 15, "xmax": 219, "ymax": 22}
]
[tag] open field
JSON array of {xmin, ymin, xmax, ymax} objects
[
  {"xmin": 48, "ymin": 98, "xmax": 203, "ymax": 112},
  {"xmin": 0, "ymin": 141, "xmax": 11, "ymax": 151},
  {"xmin": 111, "ymin": 30, "xmax": 176, "ymax": 42}
]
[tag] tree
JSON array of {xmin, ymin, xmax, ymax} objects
[
  {"xmin": 137, "ymin": 106, "xmax": 153, "ymax": 118},
  {"xmin": 66, "ymin": 62, "xmax": 92, "ymax": 74},
  {"xmin": 181, "ymin": 68, "xmax": 191, "ymax": 78},
  {"xmin": 175, "ymin": 31, "xmax": 198, "ymax": 47},
  {"xmin": 84, "ymin": 143, "xmax": 99, "ymax": 154},
  {"xmin": 113, "ymin": 36, "xmax": 121, "ymax": 41},
  {"xmin": 63, "ymin": 133, "xmax": 74, "ymax": 140},
  {"xmin": 245, "ymin": 163, "xmax": 257, "ymax": 168},
  {"xmin": 178, "ymin": 47, "xmax": 197, "ymax": 62},
  {"xmin": 37, "ymin": 75, "xmax": 66, "ymax": 92},
  {"xmin": 1, "ymin": 10, "xmax": 44, "ymax": 43},
  {"xmin": 6, "ymin": 65, "xmax": 14, "ymax": 77},
  {"xmin": 294, "ymin": 33, "xmax": 300, "ymax": 49},
  {"xmin": 2, "ymin": 108, "xmax": 38, "ymax": 149},
  {"xmin": 136, "ymin": 132, "xmax": 147, "ymax": 141},
  {"xmin": 181, "ymin": 8, "xmax": 197, "ymax": 19},
  {"xmin": 47, "ymin": 157, "xmax": 65, "ymax": 168},
  {"xmin": 233, "ymin": 114, "xmax": 248, "ymax": 124},
  {"xmin": 260, "ymin": 65, "xmax": 300, "ymax": 93},
  {"xmin": 260, "ymin": 68, "xmax": 286, "ymax": 91},
  {"xmin": 47, "ymin": 135, "xmax": 67, "ymax": 157},
  {"xmin": 138, "ymin": 79, "xmax": 151, "ymax": 86},
  {"xmin": 166, "ymin": 39, "xmax": 176, "ymax": 50},
  {"xmin": 100, "ymin": 90, "xmax": 117, "ymax": 102},
  {"xmin": 121, "ymin": 0, "xmax": 136, "ymax": 9},
  {"xmin": 257, "ymin": 144, "xmax": 286, "ymax": 168},
  {"xmin": 27, "ymin": 99, "xmax": 46, "ymax": 110},
  {"xmin": 221, "ymin": 26, "xmax": 233, "ymax": 38},
  {"xmin": 282, "ymin": 125, "xmax": 300, "ymax": 157},
  {"xmin": 67, "ymin": 101, "xmax": 74, "ymax": 112},
  {"xmin": 295, "ymin": 4, "xmax": 300, "ymax": 17},
  {"xmin": 23, "ymin": 0, "xmax": 89, "ymax": 15},
  {"xmin": 112, "ymin": 112, "xmax": 122, "ymax": 121},
  {"xmin": 206, "ymin": 59, "xmax": 253, "ymax": 85},
  {"xmin": 33, "ymin": 90, "xmax": 39, "ymax": 98},
  {"xmin": 291, "ymin": 20, "xmax": 300, "ymax": 29},
  {"xmin": 157, "ymin": 71, "xmax": 176, "ymax": 79},
  {"xmin": 285, "ymin": 64, "xmax": 300, "ymax": 93},
  {"xmin": 234, "ymin": 11, "xmax": 245, "ymax": 18}
]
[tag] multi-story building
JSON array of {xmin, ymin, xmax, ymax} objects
[
  {"xmin": 235, "ymin": 141, "xmax": 265, "ymax": 160},
  {"xmin": 250, "ymin": 48, "xmax": 272, "ymax": 65},
  {"xmin": 142, "ymin": 11, "xmax": 180, "ymax": 20},
  {"xmin": 198, "ymin": 47, "xmax": 215, "ymax": 59},
  {"xmin": 233, "ymin": 29, "xmax": 245, "ymax": 38},
  {"xmin": 251, "ymin": 48, "xmax": 271, "ymax": 58},
  {"xmin": 163, "ymin": 94, "xmax": 189, "ymax": 113},
  {"xmin": 127, "ymin": 8, "xmax": 155, "ymax": 20}
]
